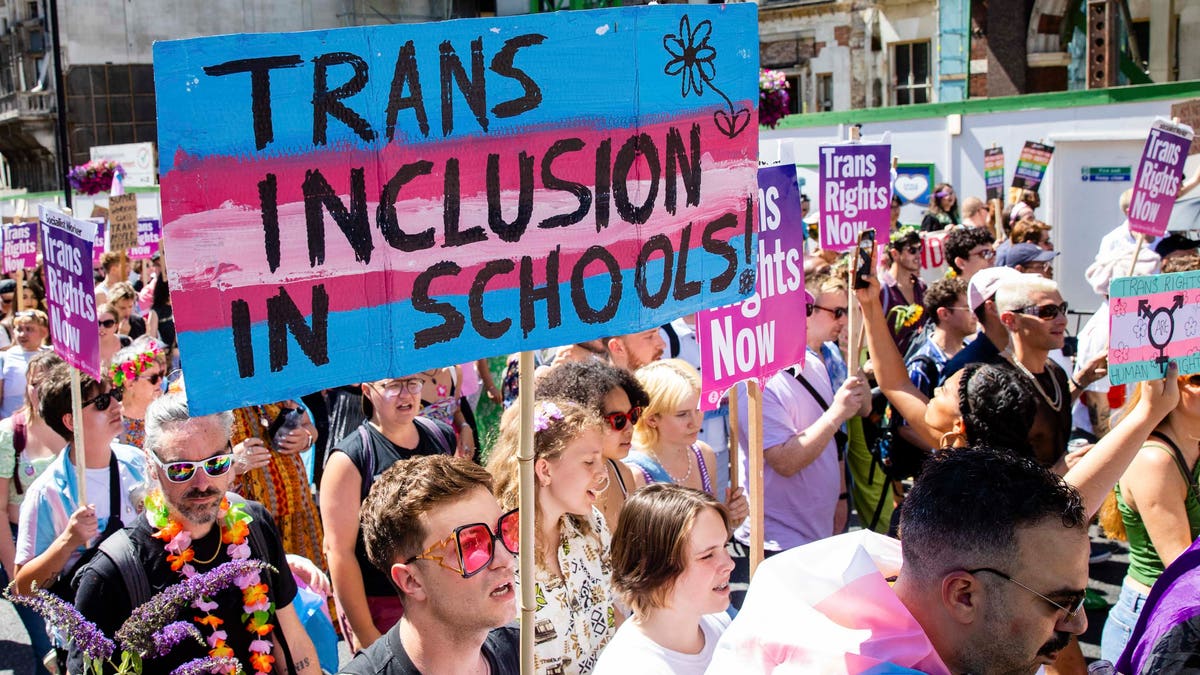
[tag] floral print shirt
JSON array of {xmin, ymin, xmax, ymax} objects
[{"xmin": 524, "ymin": 507, "xmax": 617, "ymax": 675}]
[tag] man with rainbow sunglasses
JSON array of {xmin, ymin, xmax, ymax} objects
[{"xmin": 342, "ymin": 454, "xmax": 519, "ymax": 675}]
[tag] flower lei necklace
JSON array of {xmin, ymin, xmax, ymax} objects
[{"xmin": 146, "ymin": 490, "xmax": 276, "ymax": 675}]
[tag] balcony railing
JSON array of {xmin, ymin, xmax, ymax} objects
[{"xmin": 0, "ymin": 90, "xmax": 53, "ymax": 123}]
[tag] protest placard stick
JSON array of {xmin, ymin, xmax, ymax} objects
[
  {"xmin": 747, "ymin": 380, "xmax": 765, "ymax": 577},
  {"xmin": 70, "ymin": 367, "xmax": 87, "ymax": 504},
  {"xmin": 517, "ymin": 350, "xmax": 535, "ymax": 675},
  {"xmin": 727, "ymin": 387, "xmax": 739, "ymax": 497},
  {"xmin": 14, "ymin": 268, "xmax": 23, "ymax": 312},
  {"xmin": 845, "ymin": 125, "xmax": 862, "ymax": 377},
  {"xmin": 1128, "ymin": 235, "xmax": 1146, "ymax": 277}
]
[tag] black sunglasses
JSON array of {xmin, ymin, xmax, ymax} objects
[
  {"xmin": 141, "ymin": 372, "xmax": 164, "ymax": 386},
  {"xmin": 812, "ymin": 305, "xmax": 849, "ymax": 320},
  {"xmin": 82, "ymin": 387, "xmax": 123, "ymax": 411},
  {"xmin": 603, "ymin": 406, "xmax": 642, "ymax": 431},
  {"xmin": 1016, "ymin": 301, "xmax": 1068, "ymax": 320},
  {"xmin": 98, "ymin": 319, "xmax": 117, "ymax": 328}
]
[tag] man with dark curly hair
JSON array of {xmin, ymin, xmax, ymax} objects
[{"xmin": 943, "ymin": 226, "xmax": 995, "ymax": 283}]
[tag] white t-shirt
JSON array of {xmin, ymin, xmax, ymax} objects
[
  {"xmin": 1, "ymin": 347, "xmax": 43, "ymax": 418},
  {"xmin": 594, "ymin": 613, "xmax": 730, "ymax": 675}
]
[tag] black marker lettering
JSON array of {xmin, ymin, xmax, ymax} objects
[
  {"xmin": 203, "ymin": 55, "xmax": 303, "ymax": 151},
  {"xmin": 312, "ymin": 52, "xmax": 376, "ymax": 145}
]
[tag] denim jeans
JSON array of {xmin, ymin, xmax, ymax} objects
[{"xmin": 1100, "ymin": 579, "xmax": 1149, "ymax": 664}]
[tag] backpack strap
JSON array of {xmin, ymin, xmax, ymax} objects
[
  {"xmin": 788, "ymin": 367, "xmax": 848, "ymax": 459},
  {"xmin": 358, "ymin": 424, "xmax": 375, "ymax": 501},
  {"xmin": 96, "ymin": 530, "xmax": 151, "ymax": 609},
  {"xmin": 661, "ymin": 322, "xmax": 681, "ymax": 359},
  {"xmin": 414, "ymin": 416, "xmax": 456, "ymax": 455}
]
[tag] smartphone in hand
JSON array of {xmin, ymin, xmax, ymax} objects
[{"xmin": 854, "ymin": 229, "xmax": 876, "ymax": 290}]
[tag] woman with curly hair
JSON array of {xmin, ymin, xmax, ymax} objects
[
  {"xmin": 920, "ymin": 183, "xmax": 960, "ymax": 232},
  {"xmin": 488, "ymin": 399, "xmax": 616, "ymax": 674}
]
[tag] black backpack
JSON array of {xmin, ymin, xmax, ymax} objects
[{"xmin": 867, "ymin": 354, "xmax": 939, "ymax": 483}]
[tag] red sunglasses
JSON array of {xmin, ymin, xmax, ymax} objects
[
  {"xmin": 406, "ymin": 509, "xmax": 519, "ymax": 578},
  {"xmin": 603, "ymin": 406, "xmax": 642, "ymax": 431}
]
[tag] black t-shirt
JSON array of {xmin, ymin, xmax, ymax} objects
[
  {"xmin": 70, "ymin": 500, "xmax": 297, "ymax": 675},
  {"xmin": 1025, "ymin": 361, "xmax": 1073, "ymax": 468},
  {"xmin": 339, "ymin": 624, "xmax": 520, "ymax": 675},
  {"xmin": 332, "ymin": 418, "xmax": 453, "ymax": 598},
  {"xmin": 939, "ymin": 332, "xmax": 1005, "ymax": 384}
]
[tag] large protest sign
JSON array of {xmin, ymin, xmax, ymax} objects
[
  {"xmin": 39, "ymin": 207, "xmax": 101, "ymax": 379},
  {"xmin": 697, "ymin": 164, "xmax": 805, "ymax": 411},
  {"xmin": 984, "ymin": 147, "xmax": 1004, "ymax": 201},
  {"xmin": 917, "ymin": 230, "xmax": 950, "ymax": 286},
  {"xmin": 1011, "ymin": 141, "xmax": 1053, "ymax": 192},
  {"xmin": 2, "ymin": 221, "xmax": 38, "ymax": 273},
  {"xmin": 818, "ymin": 142, "xmax": 891, "ymax": 251},
  {"xmin": 1128, "ymin": 118, "xmax": 1194, "ymax": 238},
  {"xmin": 128, "ymin": 218, "xmax": 162, "ymax": 260},
  {"xmin": 154, "ymin": 5, "xmax": 761, "ymax": 413},
  {"xmin": 1108, "ymin": 270, "xmax": 1200, "ymax": 385}
]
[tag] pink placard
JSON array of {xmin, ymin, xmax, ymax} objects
[
  {"xmin": 2, "ymin": 221, "xmax": 38, "ymax": 273},
  {"xmin": 696, "ymin": 164, "xmax": 806, "ymax": 410},
  {"xmin": 1129, "ymin": 118, "xmax": 1194, "ymax": 238}
]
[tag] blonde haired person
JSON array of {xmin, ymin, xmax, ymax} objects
[
  {"xmin": 594, "ymin": 484, "xmax": 734, "ymax": 674},
  {"xmin": 0, "ymin": 310, "xmax": 49, "ymax": 419},
  {"xmin": 488, "ymin": 399, "xmax": 616, "ymax": 674},
  {"xmin": 1098, "ymin": 374, "xmax": 1200, "ymax": 662},
  {"xmin": 624, "ymin": 360, "xmax": 748, "ymax": 524}
]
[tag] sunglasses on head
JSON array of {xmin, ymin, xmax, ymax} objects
[
  {"xmin": 812, "ymin": 305, "xmax": 849, "ymax": 320},
  {"xmin": 1016, "ymin": 301, "xmax": 1068, "ymax": 320},
  {"xmin": 406, "ymin": 508, "xmax": 519, "ymax": 578},
  {"xmin": 82, "ymin": 387, "xmax": 123, "ymax": 411},
  {"xmin": 150, "ymin": 448, "xmax": 236, "ymax": 483},
  {"xmin": 98, "ymin": 318, "xmax": 117, "ymax": 328},
  {"xmin": 603, "ymin": 406, "xmax": 642, "ymax": 431}
]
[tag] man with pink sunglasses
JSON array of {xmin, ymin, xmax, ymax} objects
[{"xmin": 343, "ymin": 454, "xmax": 519, "ymax": 675}]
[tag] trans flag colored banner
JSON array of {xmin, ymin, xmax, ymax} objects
[
  {"xmin": 1108, "ymin": 270, "xmax": 1200, "ymax": 385},
  {"xmin": 39, "ymin": 207, "xmax": 101, "ymax": 379},
  {"xmin": 1128, "ymin": 118, "xmax": 1194, "ymax": 238},
  {"xmin": 696, "ymin": 164, "xmax": 805, "ymax": 411},
  {"xmin": 154, "ymin": 5, "xmax": 761, "ymax": 413},
  {"xmin": 2, "ymin": 221, "xmax": 37, "ymax": 273}
]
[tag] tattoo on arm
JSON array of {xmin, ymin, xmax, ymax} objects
[{"xmin": 293, "ymin": 656, "xmax": 313, "ymax": 673}]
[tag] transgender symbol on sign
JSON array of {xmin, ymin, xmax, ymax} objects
[
  {"xmin": 663, "ymin": 15, "xmax": 750, "ymax": 139},
  {"xmin": 1138, "ymin": 295, "xmax": 1184, "ymax": 368}
]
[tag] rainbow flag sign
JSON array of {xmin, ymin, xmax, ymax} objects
[
  {"xmin": 1011, "ymin": 141, "xmax": 1053, "ymax": 192},
  {"xmin": 1108, "ymin": 270, "xmax": 1200, "ymax": 385},
  {"xmin": 154, "ymin": 5, "xmax": 761, "ymax": 413}
]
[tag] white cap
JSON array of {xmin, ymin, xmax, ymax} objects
[{"xmin": 967, "ymin": 266, "xmax": 1024, "ymax": 311}]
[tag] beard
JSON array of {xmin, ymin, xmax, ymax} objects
[{"xmin": 171, "ymin": 486, "xmax": 223, "ymax": 524}]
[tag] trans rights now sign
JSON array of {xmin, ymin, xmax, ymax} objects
[{"xmin": 154, "ymin": 5, "xmax": 760, "ymax": 413}]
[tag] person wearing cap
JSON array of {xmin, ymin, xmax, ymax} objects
[
  {"xmin": 1154, "ymin": 232, "xmax": 1200, "ymax": 265},
  {"xmin": 938, "ymin": 267, "xmax": 1023, "ymax": 384},
  {"xmin": 999, "ymin": 242, "xmax": 1059, "ymax": 279}
]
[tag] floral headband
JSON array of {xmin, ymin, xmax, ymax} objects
[
  {"xmin": 889, "ymin": 225, "xmax": 921, "ymax": 245},
  {"xmin": 533, "ymin": 402, "xmax": 564, "ymax": 432},
  {"xmin": 109, "ymin": 348, "xmax": 162, "ymax": 388}
]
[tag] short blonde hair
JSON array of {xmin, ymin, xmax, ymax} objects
[
  {"xmin": 633, "ymin": 359, "xmax": 701, "ymax": 449},
  {"xmin": 994, "ymin": 275, "xmax": 1059, "ymax": 313}
]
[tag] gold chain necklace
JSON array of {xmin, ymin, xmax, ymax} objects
[
  {"xmin": 1009, "ymin": 356, "xmax": 1062, "ymax": 412},
  {"xmin": 192, "ymin": 525, "xmax": 224, "ymax": 565}
]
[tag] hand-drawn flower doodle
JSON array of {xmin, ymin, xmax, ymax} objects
[
  {"xmin": 1186, "ymin": 318, "xmax": 1198, "ymax": 338},
  {"xmin": 1133, "ymin": 319, "xmax": 1147, "ymax": 340},
  {"xmin": 663, "ymin": 15, "xmax": 750, "ymax": 139}
]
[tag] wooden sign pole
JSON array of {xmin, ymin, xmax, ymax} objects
[
  {"xmin": 14, "ymin": 268, "xmax": 23, "ymax": 312},
  {"xmin": 517, "ymin": 351, "xmax": 535, "ymax": 675},
  {"xmin": 727, "ymin": 387, "xmax": 739, "ymax": 499},
  {"xmin": 747, "ymin": 380, "xmax": 765, "ymax": 577},
  {"xmin": 70, "ymin": 367, "xmax": 87, "ymax": 504}
]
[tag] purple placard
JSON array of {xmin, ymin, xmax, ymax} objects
[
  {"xmin": 88, "ymin": 218, "xmax": 106, "ymax": 267},
  {"xmin": 696, "ymin": 164, "xmax": 806, "ymax": 410},
  {"xmin": 127, "ymin": 218, "xmax": 161, "ymax": 260},
  {"xmin": 818, "ymin": 142, "xmax": 891, "ymax": 251},
  {"xmin": 1129, "ymin": 118, "xmax": 1195, "ymax": 238},
  {"xmin": 2, "ymin": 221, "xmax": 38, "ymax": 273},
  {"xmin": 39, "ymin": 206, "xmax": 101, "ymax": 379}
]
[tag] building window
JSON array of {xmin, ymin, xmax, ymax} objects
[
  {"xmin": 785, "ymin": 74, "xmax": 802, "ymax": 114},
  {"xmin": 893, "ymin": 41, "xmax": 931, "ymax": 105},
  {"xmin": 816, "ymin": 73, "xmax": 832, "ymax": 112}
]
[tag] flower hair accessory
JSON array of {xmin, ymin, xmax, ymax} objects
[
  {"xmin": 110, "ymin": 348, "xmax": 163, "ymax": 388},
  {"xmin": 533, "ymin": 402, "xmax": 564, "ymax": 432}
]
